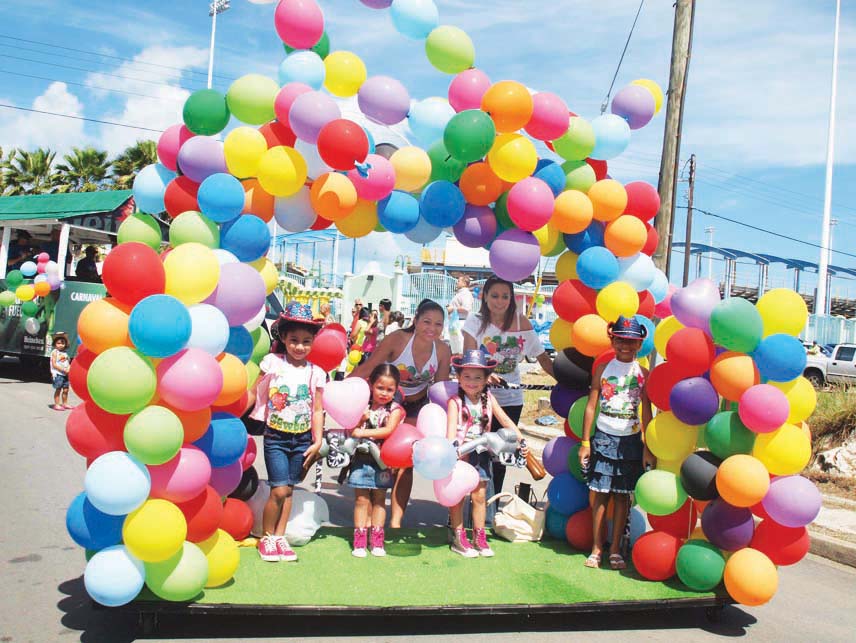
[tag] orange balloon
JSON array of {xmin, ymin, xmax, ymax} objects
[
  {"xmin": 551, "ymin": 189, "xmax": 593, "ymax": 234},
  {"xmin": 723, "ymin": 548, "xmax": 778, "ymax": 606},
  {"xmin": 588, "ymin": 179, "xmax": 628, "ymax": 222},
  {"xmin": 310, "ymin": 172, "xmax": 358, "ymax": 221},
  {"xmin": 605, "ymin": 215, "xmax": 647, "ymax": 257},
  {"xmin": 481, "ymin": 80, "xmax": 534, "ymax": 133},
  {"xmin": 214, "ymin": 353, "xmax": 248, "ymax": 407},
  {"xmin": 459, "ymin": 162, "xmax": 504, "ymax": 206},
  {"xmin": 710, "ymin": 351, "xmax": 760, "ymax": 401},
  {"xmin": 77, "ymin": 298, "xmax": 132, "ymax": 354},
  {"xmin": 33, "ymin": 281, "xmax": 51, "ymax": 297},
  {"xmin": 571, "ymin": 314, "xmax": 610, "ymax": 357},
  {"xmin": 242, "ymin": 178, "xmax": 274, "ymax": 222},
  {"xmin": 156, "ymin": 401, "xmax": 212, "ymax": 443},
  {"xmin": 716, "ymin": 454, "xmax": 770, "ymax": 507}
]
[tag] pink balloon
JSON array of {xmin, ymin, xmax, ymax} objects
[
  {"xmin": 148, "ymin": 446, "xmax": 212, "ymax": 503},
  {"xmin": 288, "ymin": 91, "xmax": 341, "ymax": 143},
  {"xmin": 427, "ymin": 381, "xmax": 457, "ymax": 408},
  {"xmin": 157, "ymin": 348, "xmax": 224, "ymax": 412},
  {"xmin": 37, "ymin": 252, "xmax": 50, "ymax": 262},
  {"xmin": 347, "ymin": 154, "xmax": 395, "ymax": 201},
  {"xmin": 416, "ymin": 403, "xmax": 448, "ymax": 439},
  {"xmin": 506, "ymin": 177, "xmax": 555, "ymax": 231},
  {"xmin": 240, "ymin": 438, "xmax": 257, "ymax": 471},
  {"xmin": 322, "ymin": 378, "xmax": 370, "ymax": 429},
  {"xmin": 525, "ymin": 92, "xmax": 570, "ymax": 141},
  {"xmin": 654, "ymin": 284, "xmax": 677, "ymax": 318},
  {"xmin": 274, "ymin": 0, "xmax": 325, "ymax": 49},
  {"xmin": 158, "ymin": 124, "xmax": 194, "ymax": 172},
  {"xmin": 273, "ymin": 82, "xmax": 313, "ymax": 124},
  {"xmin": 433, "ymin": 460, "xmax": 480, "ymax": 507},
  {"xmin": 203, "ymin": 262, "xmax": 267, "ymax": 326},
  {"xmin": 738, "ymin": 384, "xmax": 790, "ymax": 433},
  {"xmin": 448, "ymin": 69, "xmax": 491, "ymax": 113},
  {"xmin": 210, "ymin": 459, "xmax": 243, "ymax": 497}
]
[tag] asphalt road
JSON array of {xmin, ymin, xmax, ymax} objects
[{"xmin": 1, "ymin": 356, "xmax": 855, "ymax": 642}]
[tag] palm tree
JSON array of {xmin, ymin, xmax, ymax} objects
[
  {"xmin": 111, "ymin": 140, "xmax": 157, "ymax": 190},
  {"xmin": 55, "ymin": 146, "xmax": 111, "ymax": 193},
  {"xmin": 3, "ymin": 148, "xmax": 58, "ymax": 195}
]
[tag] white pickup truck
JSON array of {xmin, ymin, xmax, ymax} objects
[{"xmin": 803, "ymin": 343, "xmax": 856, "ymax": 387}]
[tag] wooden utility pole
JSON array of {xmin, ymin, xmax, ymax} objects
[
  {"xmin": 681, "ymin": 153, "xmax": 696, "ymax": 286},
  {"xmin": 653, "ymin": 0, "xmax": 696, "ymax": 278}
]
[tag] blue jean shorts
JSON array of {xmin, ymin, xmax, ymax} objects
[
  {"xmin": 467, "ymin": 451, "xmax": 492, "ymax": 482},
  {"xmin": 348, "ymin": 454, "xmax": 395, "ymax": 490},
  {"xmin": 264, "ymin": 429, "xmax": 312, "ymax": 487},
  {"xmin": 52, "ymin": 373, "xmax": 69, "ymax": 390}
]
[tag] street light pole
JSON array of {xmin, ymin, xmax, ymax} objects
[
  {"xmin": 207, "ymin": 1, "xmax": 231, "ymax": 90},
  {"xmin": 705, "ymin": 226, "xmax": 714, "ymax": 279}
]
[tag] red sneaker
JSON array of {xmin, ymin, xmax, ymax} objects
[
  {"xmin": 257, "ymin": 534, "xmax": 280, "ymax": 562},
  {"xmin": 473, "ymin": 528, "xmax": 494, "ymax": 557},
  {"xmin": 352, "ymin": 528, "xmax": 368, "ymax": 558},
  {"xmin": 370, "ymin": 527, "xmax": 386, "ymax": 557},
  {"xmin": 276, "ymin": 536, "xmax": 298, "ymax": 562}
]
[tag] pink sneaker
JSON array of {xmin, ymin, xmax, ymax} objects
[
  {"xmin": 450, "ymin": 528, "xmax": 478, "ymax": 558},
  {"xmin": 276, "ymin": 536, "xmax": 298, "ymax": 562},
  {"xmin": 257, "ymin": 534, "xmax": 280, "ymax": 562},
  {"xmin": 473, "ymin": 528, "xmax": 494, "ymax": 557},
  {"xmin": 352, "ymin": 528, "xmax": 368, "ymax": 558},
  {"xmin": 370, "ymin": 527, "xmax": 386, "ymax": 557}
]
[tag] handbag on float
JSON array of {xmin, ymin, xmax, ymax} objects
[{"xmin": 487, "ymin": 491, "xmax": 546, "ymax": 542}]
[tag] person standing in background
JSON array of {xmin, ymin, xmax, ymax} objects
[
  {"xmin": 377, "ymin": 298, "xmax": 392, "ymax": 343},
  {"xmin": 447, "ymin": 275, "xmax": 473, "ymax": 355}
]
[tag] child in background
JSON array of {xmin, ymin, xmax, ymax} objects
[
  {"xmin": 349, "ymin": 364, "xmax": 405, "ymax": 558},
  {"xmin": 251, "ymin": 302, "xmax": 326, "ymax": 562},
  {"xmin": 446, "ymin": 349, "xmax": 527, "ymax": 558},
  {"xmin": 578, "ymin": 315, "xmax": 655, "ymax": 570},
  {"xmin": 49, "ymin": 332, "xmax": 71, "ymax": 411}
]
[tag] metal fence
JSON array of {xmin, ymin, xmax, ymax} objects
[
  {"xmin": 803, "ymin": 314, "xmax": 856, "ymax": 345},
  {"xmin": 401, "ymin": 273, "xmax": 459, "ymax": 316}
]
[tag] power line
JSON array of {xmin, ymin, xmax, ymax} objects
[
  {"xmin": 0, "ymin": 69, "xmax": 184, "ymax": 103},
  {"xmin": 0, "ymin": 103, "xmax": 163, "ymax": 133},
  {"xmin": 600, "ymin": 0, "xmax": 646, "ymax": 113}
]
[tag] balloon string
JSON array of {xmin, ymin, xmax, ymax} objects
[{"xmin": 600, "ymin": 0, "xmax": 646, "ymax": 114}]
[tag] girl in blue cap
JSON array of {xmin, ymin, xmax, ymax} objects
[{"xmin": 578, "ymin": 315, "xmax": 655, "ymax": 570}]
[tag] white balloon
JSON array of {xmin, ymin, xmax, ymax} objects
[
  {"xmin": 243, "ymin": 303, "xmax": 267, "ymax": 332},
  {"xmin": 186, "ymin": 304, "xmax": 230, "ymax": 355},
  {"xmin": 212, "ymin": 249, "xmax": 239, "ymax": 266},
  {"xmin": 24, "ymin": 317, "xmax": 40, "ymax": 335},
  {"xmin": 45, "ymin": 260, "xmax": 59, "ymax": 276},
  {"xmin": 294, "ymin": 139, "xmax": 333, "ymax": 179},
  {"xmin": 274, "ymin": 186, "xmax": 317, "ymax": 232},
  {"xmin": 247, "ymin": 482, "xmax": 328, "ymax": 546},
  {"xmin": 616, "ymin": 253, "xmax": 656, "ymax": 292}
]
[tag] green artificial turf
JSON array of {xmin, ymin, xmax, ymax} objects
[{"xmin": 149, "ymin": 528, "xmax": 718, "ymax": 608}]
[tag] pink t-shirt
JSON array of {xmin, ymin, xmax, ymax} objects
[{"xmin": 450, "ymin": 392, "xmax": 494, "ymax": 444}]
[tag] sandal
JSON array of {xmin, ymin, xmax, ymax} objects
[
  {"xmin": 609, "ymin": 553, "xmax": 627, "ymax": 570},
  {"xmin": 584, "ymin": 553, "xmax": 601, "ymax": 568},
  {"xmin": 50, "ymin": 404, "xmax": 64, "ymax": 411}
]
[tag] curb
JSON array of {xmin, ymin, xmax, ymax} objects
[{"xmin": 808, "ymin": 530, "xmax": 856, "ymax": 569}]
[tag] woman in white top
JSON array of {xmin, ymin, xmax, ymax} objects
[
  {"xmin": 462, "ymin": 276, "xmax": 555, "ymax": 492},
  {"xmin": 447, "ymin": 275, "xmax": 474, "ymax": 354}
]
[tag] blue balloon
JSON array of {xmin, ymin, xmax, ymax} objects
[
  {"xmin": 378, "ymin": 190, "xmax": 420, "ymax": 233},
  {"xmin": 649, "ymin": 268, "xmax": 670, "ymax": 303},
  {"xmin": 590, "ymin": 114, "xmax": 632, "ymax": 160},
  {"xmin": 533, "ymin": 159, "xmax": 566, "ymax": 197},
  {"xmin": 277, "ymin": 51, "xmax": 325, "ymax": 89},
  {"xmin": 546, "ymin": 472, "xmax": 589, "ymax": 515},
  {"xmin": 225, "ymin": 325, "xmax": 254, "ymax": 363},
  {"xmin": 408, "ymin": 97, "xmax": 455, "ymax": 148},
  {"xmin": 617, "ymin": 253, "xmax": 656, "ymax": 292},
  {"xmin": 193, "ymin": 412, "xmax": 248, "ymax": 467},
  {"xmin": 128, "ymin": 294, "xmax": 191, "ymax": 358},
  {"xmin": 220, "ymin": 214, "xmax": 271, "ymax": 262},
  {"xmin": 563, "ymin": 220, "xmax": 604, "ymax": 254},
  {"xmin": 390, "ymin": 0, "xmax": 439, "ymax": 39},
  {"xmin": 20, "ymin": 261, "xmax": 37, "ymax": 277},
  {"xmin": 635, "ymin": 315, "xmax": 656, "ymax": 357},
  {"xmin": 364, "ymin": 128, "xmax": 376, "ymax": 154},
  {"xmin": 412, "ymin": 436, "xmax": 458, "ymax": 480},
  {"xmin": 133, "ymin": 163, "xmax": 176, "ymax": 215},
  {"xmin": 197, "ymin": 173, "xmax": 245, "ymax": 223},
  {"xmin": 419, "ymin": 180, "xmax": 466, "ymax": 227},
  {"xmin": 84, "ymin": 545, "xmax": 145, "ymax": 607},
  {"xmin": 576, "ymin": 246, "xmax": 619, "ymax": 290},
  {"xmin": 84, "ymin": 451, "xmax": 151, "ymax": 516},
  {"xmin": 405, "ymin": 216, "xmax": 444, "ymax": 244},
  {"xmin": 66, "ymin": 492, "xmax": 125, "ymax": 551},
  {"xmin": 545, "ymin": 506, "xmax": 570, "ymax": 540},
  {"xmin": 752, "ymin": 333, "xmax": 807, "ymax": 382}
]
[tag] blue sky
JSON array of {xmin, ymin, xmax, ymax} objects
[{"xmin": 1, "ymin": 0, "xmax": 855, "ymax": 295}]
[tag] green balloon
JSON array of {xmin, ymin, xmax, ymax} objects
[
  {"xmin": 567, "ymin": 396, "xmax": 598, "ymax": 439},
  {"xmin": 704, "ymin": 411, "xmax": 756, "ymax": 459},
  {"xmin": 553, "ymin": 117, "xmax": 595, "ymax": 161},
  {"xmin": 562, "ymin": 160, "xmax": 597, "ymax": 192},
  {"xmin": 493, "ymin": 192, "xmax": 514, "ymax": 229},
  {"xmin": 5, "ymin": 270, "xmax": 24, "ymax": 289},
  {"xmin": 245, "ymin": 360, "xmax": 260, "ymax": 391},
  {"xmin": 145, "ymin": 542, "xmax": 209, "ymax": 602},
  {"xmin": 183, "ymin": 89, "xmax": 231, "ymax": 135},
  {"xmin": 169, "ymin": 211, "xmax": 220, "ymax": 248},
  {"xmin": 0, "ymin": 290, "xmax": 15, "ymax": 307},
  {"xmin": 20, "ymin": 301, "xmax": 38, "ymax": 317},
  {"xmin": 425, "ymin": 26, "xmax": 475, "ymax": 74},
  {"xmin": 87, "ymin": 347, "xmax": 156, "ymax": 415},
  {"xmin": 567, "ymin": 442, "xmax": 584, "ymax": 482},
  {"xmin": 250, "ymin": 327, "xmax": 271, "ymax": 365},
  {"xmin": 443, "ymin": 110, "xmax": 496, "ymax": 163},
  {"xmin": 635, "ymin": 470, "xmax": 688, "ymax": 516},
  {"xmin": 226, "ymin": 74, "xmax": 279, "ymax": 126},
  {"xmin": 118, "ymin": 213, "xmax": 163, "ymax": 250},
  {"xmin": 428, "ymin": 140, "xmax": 467, "ymax": 183},
  {"xmin": 676, "ymin": 540, "xmax": 726, "ymax": 591},
  {"xmin": 709, "ymin": 298, "xmax": 763, "ymax": 354},
  {"xmin": 374, "ymin": 220, "xmax": 387, "ymax": 233},
  {"xmin": 284, "ymin": 30, "xmax": 330, "ymax": 59},
  {"xmin": 124, "ymin": 406, "xmax": 183, "ymax": 465}
]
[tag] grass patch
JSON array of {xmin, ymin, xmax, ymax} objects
[{"xmin": 810, "ymin": 387, "xmax": 856, "ymax": 454}]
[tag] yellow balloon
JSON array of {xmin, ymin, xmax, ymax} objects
[
  {"xmin": 15, "ymin": 284, "xmax": 35, "ymax": 302},
  {"xmin": 336, "ymin": 199, "xmax": 378, "ymax": 238},
  {"xmin": 549, "ymin": 318, "xmax": 573, "ymax": 351},
  {"xmin": 198, "ymin": 529, "xmax": 239, "ymax": 588},
  {"xmin": 654, "ymin": 315, "xmax": 685, "ymax": 356},
  {"xmin": 249, "ymin": 257, "xmax": 278, "ymax": 295},
  {"xmin": 223, "ymin": 126, "xmax": 268, "ymax": 178},
  {"xmin": 257, "ymin": 146, "xmax": 308, "ymax": 197},
  {"xmin": 631, "ymin": 78, "xmax": 664, "ymax": 115},
  {"xmin": 555, "ymin": 251, "xmax": 579, "ymax": 282},
  {"xmin": 533, "ymin": 223, "xmax": 560, "ymax": 256},
  {"xmin": 756, "ymin": 288, "xmax": 808, "ymax": 337},
  {"xmin": 752, "ymin": 423, "xmax": 811, "ymax": 475},
  {"xmin": 323, "ymin": 51, "xmax": 367, "ymax": 97},
  {"xmin": 123, "ymin": 499, "xmax": 187, "ymax": 563},
  {"xmin": 646, "ymin": 411, "xmax": 700, "ymax": 461},
  {"xmin": 656, "ymin": 457, "xmax": 683, "ymax": 475},
  {"xmin": 595, "ymin": 281, "xmax": 639, "ymax": 322},
  {"xmin": 487, "ymin": 133, "xmax": 538, "ymax": 183},
  {"xmin": 164, "ymin": 242, "xmax": 220, "ymax": 304},
  {"xmin": 391, "ymin": 146, "xmax": 432, "ymax": 192},
  {"xmin": 348, "ymin": 349, "xmax": 362, "ymax": 365},
  {"xmin": 770, "ymin": 377, "xmax": 816, "ymax": 424}
]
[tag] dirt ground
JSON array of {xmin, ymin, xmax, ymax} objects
[
  {"xmin": 805, "ymin": 470, "xmax": 856, "ymax": 502},
  {"xmin": 520, "ymin": 369, "xmax": 559, "ymax": 427}
]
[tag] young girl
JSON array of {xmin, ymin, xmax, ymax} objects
[
  {"xmin": 251, "ymin": 302, "xmax": 326, "ymax": 562},
  {"xmin": 348, "ymin": 364, "xmax": 405, "ymax": 558},
  {"xmin": 578, "ymin": 315, "xmax": 655, "ymax": 570},
  {"xmin": 49, "ymin": 332, "xmax": 71, "ymax": 411},
  {"xmin": 446, "ymin": 349, "xmax": 527, "ymax": 558}
]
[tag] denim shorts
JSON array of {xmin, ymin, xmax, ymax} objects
[
  {"xmin": 264, "ymin": 429, "xmax": 312, "ymax": 487},
  {"xmin": 52, "ymin": 373, "xmax": 69, "ymax": 390},
  {"xmin": 467, "ymin": 451, "xmax": 492, "ymax": 482},
  {"xmin": 348, "ymin": 454, "xmax": 395, "ymax": 489}
]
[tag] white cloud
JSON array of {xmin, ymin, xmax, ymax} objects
[{"xmin": 0, "ymin": 82, "xmax": 87, "ymax": 155}]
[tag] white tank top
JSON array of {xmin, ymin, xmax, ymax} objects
[
  {"xmin": 596, "ymin": 359, "xmax": 646, "ymax": 437},
  {"xmin": 392, "ymin": 333, "xmax": 438, "ymax": 396}
]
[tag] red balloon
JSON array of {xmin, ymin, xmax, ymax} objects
[
  {"xmin": 311, "ymin": 215, "xmax": 332, "ymax": 230},
  {"xmin": 69, "ymin": 348, "xmax": 96, "ymax": 402},
  {"xmin": 177, "ymin": 486, "xmax": 224, "ymax": 543},
  {"xmin": 101, "ymin": 242, "xmax": 165, "ymax": 307},
  {"xmin": 642, "ymin": 223, "xmax": 659, "ymax": 256},
  {"xmin": 563, "ymin": 418, "xmax": 581, "ymax": 442},
  {"xmin": 585, "ymin": 158, "xmax": 608, "ymax": 181},
  {"xmin": 751, "ymin": 520, "xmax": 810, "ymax": 566},
  {"xmin": 65, "ymin": 401, "xmax": 128, "ymax": 459},
  {"xmin": 379, "ymin": 423, "xmax": 421, "ymax": 468},
  {"xmin": 637, "ymin": 290, "xmax": 655, "ymax": 319},
  {"xmin": 220, "ymin": 498, "xmax": 253, "ymax": 540},
  {"xmin": 565, "ymin": 507, "xmax": 594, "ymax": 551},
  {"xmin": 624, "ymin": 181, "xmax": 660, "ymax": 221},
  {"xmin": 307, "ymin": 328, "xmax": 348, "ymax": 372},
  {"xmin": 666, "ymin": 328, "xmax": 715, "ymax": 377},
  {"xmin": 259, "ymin": 120, "xmax": 296, "ymax": 148},
  {"xmin": 164, "ymin": 175, "xmax": 200, "ymax": 218},
  {"xmin": 593, "ymin": 348, "xmax": 616, "ymax": 373},
  {"xmin": 240, "ymin": 437, "xmax": 258, "ymax": 471},
  {"xmin": 212, "ymin": 391, "xmax": 250, "ymax": 418},
  {"xmin": 631, "ymin": 530, "xmax": 681, "ymax": 581},
  {"xmin": 316, "ymin": 119, "xmax": 370, "ymax": 171},
  {"xmin": 646, "ymin": 363, "xmax": 684, "ymax": 411},
  {"xmin": 750, "ymin": 500, "xmax": 771, "ymax": 521},
  {"xmin": 648, "ymin": 499, "xmax": 698, "ymax": 539},
  {"xmin": 552, "ymin": 279, "xmax": 597, "ymax": 322}
]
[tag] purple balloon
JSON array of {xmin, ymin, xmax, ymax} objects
[
  {"xmin": 427, "ymin": 381, "xmax": 457, "ymax": 407},
  {"xmin": 203, "ymin": 262, "xmax": 267, "ymax": 326},
  {"xmin": 611, "ymin": 85, "xmax": 656, "ymax": 130},
  {"xmin": 542, "ymin": 436, "xmax": 575, "ymax": 477},
  {"xmin": 454, "ymin": 204, "xmax": 497, "ymax": 248},
  {"xmin": 176, "ymin": 136, "xmax": 227, "ymax": 183},
  {"xmin": 701, "ymin": 498, "xmax": 755, "ymax": 551},
  {"xmin": 762, "ymin": 475, "xmax": 822, "ymax": 528},
  {"xmin": 360, "ymin": 0, "xmax": 392, "ymax": 7},
  {"xmin": 670, "ymin": 278, "xmax": 721, "ymax": 332},
  {"xmin": 209, "ymin": 459, "xmax": 243, "ymax": 497},
  {"xmin": 489, "ymin": 229, "xmax": 540, "ymax": 282},
  {"xmin": 358, "ymin": 76, "xmax": 411, "ymax": 125},
  {"xmin": 550, "ymin": 384, "xmax": 586, "ymax": 418},
  {"xmin": 288, "ymin": 91, "xmax": 341, "ymax": 143},
  {"xmin": 669, "ymin": 377, "xmax": 719, "ymax": 426}
]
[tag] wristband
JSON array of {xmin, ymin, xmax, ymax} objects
[{"xmin": 580, "ymin": 440, "xmax": 590, "ymax": 447}]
